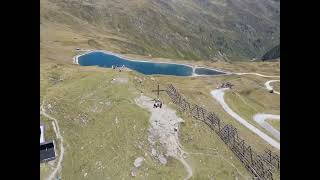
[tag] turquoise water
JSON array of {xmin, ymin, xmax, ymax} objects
[{"xmin": 78, "ymin": 52, "xmax": 225, "ymax": 76}]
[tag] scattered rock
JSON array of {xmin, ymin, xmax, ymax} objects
[
  {"xmin": 131, "ymin": 167, "xmax": 138, "ymax": 177},
  {"xmin": 76, "ymin": 113, "xmax": 89, "ymax": 125},
  {"xmin": 135, "ymin": 95, "xmax": 191, "ymax": 175},
  {"xmin": 134, "ymin": 157, "xmax": 144, "ymax": 168},
  {"xmin": 218, "ymin": 82, "xmax": 234, "ymax": 89},
  {"xmin": 158, "ymin": 154, "xmax": 167, "ymax": 165},
  {"xmin": 151, "ymin": 148, "xmax": 157, "ymax": 156},
  {"xmin": 115, "ymin": 117, "xmax": 119, "ymax": 124}
]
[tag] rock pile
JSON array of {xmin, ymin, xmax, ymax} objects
[{"xmin": 217, "ymin": 82, "xmax": 234, "ymax": 89}]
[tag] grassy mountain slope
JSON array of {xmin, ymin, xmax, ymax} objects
[
  {"xmin": 41, "ymin": 0, "xmax": 279, "ymax": 61},
  {"xmin": 40, "ymin": 62, "xmax": 258, "ymax": 179},
  {"xmin": 40, "ymin": 60, "xmax": 280, "ymax": 179},
  {"xmin": 261, "ymin": 44, "xmax": 280, "ymax": 60},
  {"xmin": 40, "ymin": 1, "xmax": 280, "ymax": 179}
]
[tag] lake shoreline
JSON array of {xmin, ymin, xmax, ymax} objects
[{"xmin": 73, "ymin": 49, "xmax": 232, "ymax": 77}]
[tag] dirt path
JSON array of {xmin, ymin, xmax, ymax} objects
[
  {"xmin": 235, "ymin": 72, "xmax": 280, "ymax": 78},
  {"xmin": 135, "ymin": 95, "xmax": 193, "ymax": 180},
  {"xmin": 41, "ymin": 102, "xmax": 65, "ymax": 180},
  {"xmin": 253, "ymin": 114, "xmax": 280, "ymax": 141},
  {"xmin": 211, "ymin": 88, "xmax": 280, "ymax": 149},
  {"xmin": 265, "ymin": 80, "xmax": 280, "ymax": 94},
  {"xmin": 235, "ymin": 72, "xmax": 281, "ymax": 94}
]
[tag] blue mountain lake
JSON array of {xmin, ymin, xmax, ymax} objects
[
  {"xmin": 77, "ymin": 51, "xmax": 226, "ymax": 76},
  {"xmin": 194, "ymin": 67, "xmax": 225, "ymax": 75}
]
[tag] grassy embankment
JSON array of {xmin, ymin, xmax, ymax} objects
[{"xmin": 41, "ymin": 61, "xmax": 257, "ymax": 179}]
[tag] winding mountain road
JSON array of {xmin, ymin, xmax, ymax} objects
[
  {"xmin": 253, "ymin": 114, "xmax": 280, "ymax": 141},
  {"xmin": 265, "ymin": 80, "xmax": 280, "ymax": 94},
  {"xmin": 211, "ymin": 88, "xmax": 280, "ymax": 149},
  {"xmin": 235, "ymin": 72, "xmax": 279, "ymax": 78},
  {"xmin": 236, "ymin": 72, "xmax": 280, "ymax": 93}
]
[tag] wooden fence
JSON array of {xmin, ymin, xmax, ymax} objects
[{"xmin": 166, "ymin": 84, "xmax": 280, "ymax": 180}]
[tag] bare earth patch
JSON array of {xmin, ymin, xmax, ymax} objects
[
  {"xmin": 110, "ymin": 77, "xmax": 129, "ymax": 84},
  {"xmin": 135, "ymin": 94, "xmax": 193, "ymax": 180}
]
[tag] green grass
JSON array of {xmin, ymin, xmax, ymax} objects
[
  {"xmin": 224, "ymin": 91, "xmax": 280, "ymax": 142},
  {"xmin": 273, "ymin": 81, "xmax": 280, "ymax": 92},
  {"xmin": 41, "ymin": 0, "xmax": 279, "ymax": 61},
  {"xmin": 40, "ymin": 1, "xmax": 280, "ymax": 177},
  {"xmin": 40, "ymin": 115, "xmax": 56, "ymax": 143},
  {"xmin": 41, "ymin": 63, "xmax": 187, "ymax": 179},
  {"xmin": 40, "ymin": 164, "xmax": 53, "ymax": 180},
  {"xmin": 40, "ymin": 61, "xmax": 259, "ymax": 179},
  {"xmin": 154, "ymin": 74, "xmax": 280, "ymax": 179},
  {"xmin": 154, "ymin": 74, "xmax": 280, "ymax": 152},
  {"xmin": 179, "ymin": 114, "xmax": 252, "ymax": 180},
  {"xmin": 40, "ymin": 24, "xmax": 280, "ymax": 178},
  {"xmin": 221, "ymin": 75, "xmax": 280, "ymax": 142}
]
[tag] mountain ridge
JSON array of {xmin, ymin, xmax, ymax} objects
[{"xmin": 41, "ymin": 0, "xmax": 280, "ymax": 61}]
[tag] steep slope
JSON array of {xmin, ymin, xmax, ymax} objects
[
  {"xmin": 261, "ymin": 44, "xmax": 280, "ymax": 60},
  {"xmin": 41, "ymin": 0, "xmax": 279, "ymax": 61}
]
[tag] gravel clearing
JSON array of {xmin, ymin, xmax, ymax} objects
[{"xmin": 135, "ymin": 94, "xmax": 193, "ymax": 180}]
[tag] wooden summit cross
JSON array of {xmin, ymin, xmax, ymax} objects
[{"xmin": 152, "ymin": 84, "xmax": 166, "ymax": 99}]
